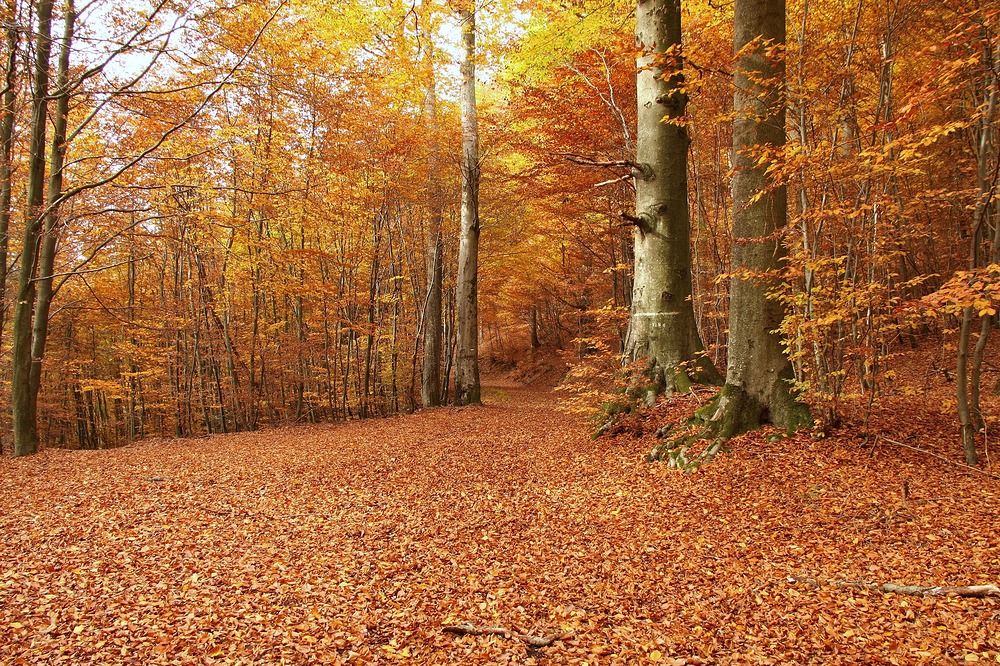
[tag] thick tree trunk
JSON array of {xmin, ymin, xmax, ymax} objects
[
  {"xmin": 11, "ymin": 0, "xmax": 54, "ymax": 457},
  {"xmin": 420, "ymin": 5, "xmax": 443, "ymax": 408},
  {"xmin": 626, "ymin": 0, "xmax": 720, "ymax": 401},
  {"xmin": 710, "ymin": 0, "xmax": 810, "ymax": 437},
  {"xmin": 453, "ymin": 6, "xmax": 481, "ymax": 407}
]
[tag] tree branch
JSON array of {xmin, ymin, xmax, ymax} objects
[
  {"xmin": 552, "ymin": 152, "xmax": 653, "ymax": 179},
  {"xmin": 442, "ymin": 622, "xmax": 572, "ymax": 648},
  {"xmin": 875, "ymin": 436, "xmax": 999, "ymax": 479},
  {"xmin": 620, "ymin": 212, "xmax": 652, "ymax": 234},
  {"xmin": 788, "ymin": 576, "xmax": 1000, "ymax": 598}
]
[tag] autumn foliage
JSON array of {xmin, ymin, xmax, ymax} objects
[{"xmin": 0, "ymin": 0, "xmax": 988, "ymax": 459}]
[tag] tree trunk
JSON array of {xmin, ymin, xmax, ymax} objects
[
  {"xmin": 420, "ymin": 3, "xmax": 444, "ymax": 408},
  {"xmin": 709, "ymin": 0, "xmax": 810, "ymax": 437},
  {"xmin": 529, "ymin": 305, "xmax": 540, "ymax": 350},
  {"xmin": 11, "ymin": 0, "xmax": 54, "ymax": 457},
  {"xmin": 0, "ymin": 1, "xmax": 18, "ymax": 349},
  {"xmin": 958, "ymin": 37, "xmax": 998, "ymax": 466},
  {"xmin": 626, "ymin": 0, "xmax": 720, "ymax": 402},
  {"xmin": 453, "ymin": 5, "xmax": 481, "ymax": 406},
  {"xmin": 28, "ymin": 0, "xmax": 75, "ymax": 435}
]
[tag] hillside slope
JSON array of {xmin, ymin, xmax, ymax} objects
[{"xmin": 1, "ymin": 385, "xmax": 998, "ymax": 665}]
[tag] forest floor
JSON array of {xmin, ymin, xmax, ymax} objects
[{"xmin": 1, "ymin": 359, "xmax": 999, "ymax": 665}]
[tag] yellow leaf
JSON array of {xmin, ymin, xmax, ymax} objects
[
  {"xmin": 9, "ymin": 622, "xmax": 22, "ymax": 629},
  {"xmin": 649, "ymin": 650, "xmax": 662, "ymax": 662}
]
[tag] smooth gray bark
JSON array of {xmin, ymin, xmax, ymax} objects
[
  {"xmin": 626, "ymin": 0, "xmax": 720, "ymax": 400},
  {"xmin": 420, "ymin": 4, "xmax": 444, "ymax": 408},
  {"xmin": 710, "ymin": 0, "xmax": 809, "ymax": 436},
  {"xmin": 453, "ymin": 6, "xmax": 481, "ymax": 406}
]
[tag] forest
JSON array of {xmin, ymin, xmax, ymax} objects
[{"xmin": 1, "ymin": 0, "xmax": 999, "ymax": 663}]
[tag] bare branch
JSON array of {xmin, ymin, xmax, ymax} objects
[{"xmin": 442, "ymin": 622, "xmax": 572, "ymax": 648}]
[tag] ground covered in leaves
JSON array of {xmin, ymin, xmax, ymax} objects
[{"xmin": 2, "ymin": 380, "xmax": 999, "ymax": 665}]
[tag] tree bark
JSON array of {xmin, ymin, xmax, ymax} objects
[
  {"xmin": 453, "ymin": 5, "xmax": 481, "ymax": 406},
  {"xmin": 709, "ymin": 0, "xmax": 810, "ymax": 437},
  {"xmin": 626, "ymin": 0, "xmax": 720, "ymax": 402},
  {"xmin": 957, "ymin": 37, "xmax": 998, "ymax": 466},
  {"xmin": 11, "ymin": 0, "xmax": 54, "ymax": 457},
  {"xmin": 0, "ymin": 0, "xmax": 18, "ymax": 350},
  {"xmin": 420, "ymin": 2, "xmax": 444, "ymax": 408},
  {"xmin": 529, "ymin": 305, "xmax": 540, "ymax": 350},
  {"xmin": 29, "ymin": 0, "xmax": 75, "ymax": 432}
]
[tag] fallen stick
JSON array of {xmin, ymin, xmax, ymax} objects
[
  {"xmin": 876, "ymin": 436, "xmax": 1000, "ymax": 480},
  {"xmin": 442, "ymin": 622, "xmax": 571, "ymax": 648},
  {"xmin": 788, "ymin": 576, "xmax": 1000, "ymax": 598}
]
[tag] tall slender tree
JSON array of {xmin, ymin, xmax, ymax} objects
[
  {"xmin": 420, "ymin": 1, "xmax": 444, "ymax": 408},
  {"xmin": 453, "ymin": 4, "xmax": 481, "ymax": 406},
  {"xmin": 708, "ymin": 0, "xmax": 809, "ymax": 437},
  {"xmin": 626, "ymin": 0, "xmax": 720, "ymax": 402},
  {"xmin": 0, "ymin": 0, "xmax": 19, "ymax": 350},
  {"xmin": 29, "ymin": 0, "xmax": 75, "ymax": 438},
  {"xmin": 10, "ymin": 0, "xmax": 54, "ymax": 457}
]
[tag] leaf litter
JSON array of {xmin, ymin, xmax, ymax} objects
[{"xmin": 1, "ymin": 384, "xmax": 998, "ymax": 665}]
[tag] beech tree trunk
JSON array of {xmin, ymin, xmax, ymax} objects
[
  {"xmin": 957, "ymin": 38, "xmax": 998, "ymax": 466},
  {"xmin": 29, "ymin": 0, "xmax": 75, "ymax": 430},
  {"xmin": 453, "ymin": 5, "xmax": 481, "ymax": 407},
  {"xmin": 0, "ymin": 1, "xmax": 18, "ymax": 350},
  {"xmin": 11, "ymin": 0, "xmax": 54, "ymax": 457},
  {"xmin": 420, "ymin": 3, "xmax": 443, "ymax": 408},
  {"xmin": 626, "ymin": 0, "xmax": 720, "ymax": 401},
  {"xmin": 710, "ymin": 0, "xmax": 810, "ymax": 437}
]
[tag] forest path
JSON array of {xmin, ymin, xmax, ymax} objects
[{"xmin": 1, "ymin": 385, "xmax": 999, "ymax": 664}]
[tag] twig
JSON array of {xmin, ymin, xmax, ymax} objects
[
  {"xmin": 202, "ymin": 507, "xmax": 235, "ymax": 517},
  {"xmin": 442, "ymin": 622, "xmax": 571, "ymax": 648},
  {"xmin": 552, "ymin": 152, "xmax": 638, "ymax": 170},
  {"xmin": 593, "ymin": 174, "xmax": 634, "ymax": 188},
  {"xmin": 788, "ymin": 576, "xmax": 1000, "ymax": 598},
  {"xmin": 876, "ymin": 436, "xmax": 1000, "ymax": 480}
]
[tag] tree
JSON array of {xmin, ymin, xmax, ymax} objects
[
  {"xmin": 453, "ymin": 4, "xmax": 481, "ymax": 406},
  {"xmin": 0, "ymin": 0, "xmax": 19, "ymax": 351},
  {"xmin": 10, "ymin": 0, "xmax": 55, "ymax": 456},
  {"xmin": 625, "ymin": 0, "xmax": 720, "ymax": 402},
  {"xmin": 9, "ymin": 0, "xmax": 286, "ymax": 455},
  {"xmin": 954, "ymin": 5, "xmax": 999, "ymax": 466},
  {"xmin": 420, "ymin": 1, "xmax": 444, "ymax": 408},
  {"xmin": 707, "ymin": 0, "xmax": 810, "ymax": 437}
]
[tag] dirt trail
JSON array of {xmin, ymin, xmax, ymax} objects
[{"xmin": 1, "ymin": 387, "xmax": 998, "ymax": 664}]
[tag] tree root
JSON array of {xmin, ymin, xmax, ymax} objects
[
  {"xmin": 647, "ymin": 383, "xmax": 810, "ymax": 469},
  {"xmin": 442, "ymin": 622, "xmax": 572, "ymax": 648},
  {"xmin": 788, "ymin": 576, "xmax": 1000, "ymax": 598},
  {"xmin": 647, "ymin": 429, "xmax": 726, "ymax": 471}
]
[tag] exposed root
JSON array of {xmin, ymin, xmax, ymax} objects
[{"xmin": 647, "ymin": 382, "xmax": 810, "ymax": 469}]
